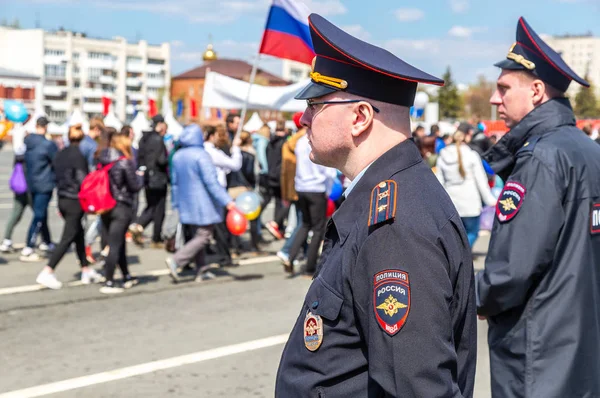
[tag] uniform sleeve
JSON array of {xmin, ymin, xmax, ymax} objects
[
  {"xmin": 352, "ymin": 219, "xmax": 475, "ymax": 397},
  {"xmin": 476, "ymin": 155, "xmax": 565, "ymax": 317}
]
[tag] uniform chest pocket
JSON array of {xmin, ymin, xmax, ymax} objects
[{"xmin": 305, "ymin": 277, "xmax": 344, "ymax": 321}]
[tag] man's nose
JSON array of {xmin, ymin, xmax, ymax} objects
[{"xmin": 490, "ymin": 90, "xmax": 501, "ymax": 105}]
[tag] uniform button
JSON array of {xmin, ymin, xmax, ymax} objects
[{"xmin": 311, "ymin": 301, "xmax": 319, "ymax": 309}]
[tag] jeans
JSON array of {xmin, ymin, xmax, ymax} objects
[
  {"xmin": 101, "ymin": 203, "xmax": 133, "ymax": 283},
  {"xmin": 289, "ymin": 192, "xmax": 327, "ymax": 274},
  {"xmin": 281, "ymin": 204, "xmax": 303, "ymax": 256},
  {"xmin": 3, "ymin": 193, "xmax": 29, "ymax": 241},
  {"xmin": 26, "ymin": 192, "xmax": 53, "ymax": 249},
  {"xmin": 48, "ymin": 198, "xmax": 87, "ymax": 269},
  {"xmin": 461, "ymin": 216, "xmax": 481, "ymax": 248},
  {"xmin": 137, "ymin": 187, "xmax": 167, "ymax": 243}
]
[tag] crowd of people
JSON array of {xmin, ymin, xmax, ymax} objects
[{"xmin": 0, "ymin": 109, "xmax": 340, "ymax": 293}]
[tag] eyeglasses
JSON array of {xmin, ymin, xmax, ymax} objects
[{"xmin": 306, "ymin": 99, "xmax": 380, "ymax": 113}]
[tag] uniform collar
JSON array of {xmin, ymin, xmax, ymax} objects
[
  {"xmin": 343, "ymin": 161, "xmax": 374, "ymax": 198},
  {"xmin": 483, "ymin": 98, "xmax": 575, "ymax": 180},
  {"xmin": 332, "ymin": 139, "xmax": 422, "ymax": 244}
]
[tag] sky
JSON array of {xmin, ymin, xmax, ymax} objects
[{"xmin": 1, "ymin": 0, "xmax": 598, "ymax": 86}]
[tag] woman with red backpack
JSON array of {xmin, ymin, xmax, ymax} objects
[{"xmin": 97, "ymin": 130, "xmax": 143, "ymax": 294}]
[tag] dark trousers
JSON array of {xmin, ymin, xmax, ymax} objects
[
  {"xmin": 174, "ymin": 224, "xmax": 214, "ymax": 271},
  {"xmin": 213, "ymin": 210, "xmax": 232, "ymax": 264},
  {"xmin": 288, "ymin": 192, "xmax": 327, "ymax": 273},
  {"xmin": 101, "ymin": 203, "xmax": 132, "ymax": 283},
  {"xmin": 260, "ymin": 185, "xmax": 289, "ymax": 228},
  {"xmin": 48, "ymin": 198, "xmax": 87, "ymax": 269},
  {"xmin": 26, "ymin": 192, "xmax": 52, "ymax": 248},
  {"xmin": 137, "ymin": 187, "xmax": 166, "ymax": 243}
]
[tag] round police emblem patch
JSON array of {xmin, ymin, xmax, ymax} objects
[
  {"xmin": 304, "ymin": 311, "xmax": 323, "ymax": 351},
  {"xmin": 496, "ymin": 181, "xmax": 526, "ymax": 223},
  {"xmin": 373, "ymin": 270, "xmax": 410, "ymax": 336}
]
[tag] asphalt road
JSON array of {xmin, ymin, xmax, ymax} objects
[{"xmin": 0, "ymin": 145, "xmax": 492, "ymax": 397}]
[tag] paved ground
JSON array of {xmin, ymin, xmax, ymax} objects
[{"xmin": 0, "ymin": 145, "xmax": 492, "ymax": 397}]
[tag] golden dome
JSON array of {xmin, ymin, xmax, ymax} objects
[{"xmin": 203, "ymin": 43, "xmax": 217, "ymax": 61}]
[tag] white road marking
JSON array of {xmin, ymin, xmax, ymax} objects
[
  {"xmin": 0, "ymin": 255, "xmax": 280, "ymax": 296},
  {"xmin": 0, "ymin": 333, "xmax": 289, "ymax": 398}
]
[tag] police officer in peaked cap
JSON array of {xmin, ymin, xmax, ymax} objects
[
  {"xmin": 275, "ymin": 13, "xmax": 477, "ymax": 398},
  {"xmin": 477, "ymin": 17, "xmax": 600, "ymax": 398}
]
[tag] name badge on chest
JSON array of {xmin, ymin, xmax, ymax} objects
[{"xmin": 304, "ymin": 311, "xmax": 323, "ymax": 351}]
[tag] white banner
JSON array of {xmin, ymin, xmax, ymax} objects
[{"xmin": 201, "ymin": 71, "xmax": 308, "ymax": 112}]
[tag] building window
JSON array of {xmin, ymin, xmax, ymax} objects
[
  {"xmin": 147, "ymin": 87, "xmax": 158, "ymax": 95},
  {"xmin": 22, "ymin": 88, "xmax": 33, "ymax": 100},
  {"xmin": 89, "ymin": 52, "xmax": 111, "ymax": 60},
  {"xmin": 73, "ymin": 52, "xmax": 80, "ymax": 60},
  {"xmin": 147, "ymin": 58, "xmax": 164, "ymax": 65},
  {"xmin": 45, "ymin": 64, "xmax": 66, "ymax": 78},
  {"xmin": 73, "ymin": 66, "xmax": 80, "ymax": 76},
  {"xmin": 45, "ymin": 49, "xmax": 65, "ymax": 56},
  {"xmin": 147, "ymin": 73, "xmax": 162, "ymax": 79},
  {"xmin": 88, "ymin": 68, "xmax": 102, "ymax": 81},
  {"xmin": 73, "ymin": 98, "xmax": 80, "ymax": 105},
  {"xmin": 46, "ymin": 110, "xmax": 67, "ymax": 121},
  {"xmin": 74, "ymin": 81, "xmax": 81, "ymax": 89},
  {"xmin": 127, "ymin": 56, "xmax": 142, "ymax": 63}
]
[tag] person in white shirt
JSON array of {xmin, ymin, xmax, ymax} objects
[
  {"xmin": 203, "ymin": 125, "xmax": 242, "ymax": 266},
  {"xmin": 436, "ymin": 129, "xmax": 497, "ymax": 248},
  {"xmin": 285, "ymin": 134, "xmax": 337, "ymax": 276}
]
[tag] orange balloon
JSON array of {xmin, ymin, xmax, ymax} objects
[
  {"xmin": 226, "ymin": 208, "xmax": 248, "ymax": 236},
  {"xmin": 0, "ymin": 120, "xmax": 13, "ymax": 140}
]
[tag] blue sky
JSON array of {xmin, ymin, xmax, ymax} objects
[{"xmin": 1, "ymin": 0, "xmax": 598, "ymax": 85}]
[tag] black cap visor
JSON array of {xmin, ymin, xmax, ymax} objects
[
  {"xmin": 294, "ymin": 81, "xmax": 339, "ymax": 100},
  {"xmin": 494, "ymin": 58, "xmax": 526, "ymax": 71}
]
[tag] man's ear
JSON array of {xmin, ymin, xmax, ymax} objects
[
  {"xmin": 350, "ymin": 102, "xmax": 375, "ymax": 138},
  {"xmin": 531, "ymin": 79, "xmax": 546, "ymax": 105}
]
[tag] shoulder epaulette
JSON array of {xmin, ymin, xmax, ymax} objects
[
  {"xmin": 368, "ymin": 180, "xmax": 397, "ymax": 227},
  {"xmin": 517, "ymin": 135, "xmax": 542, "ymax": 155}
]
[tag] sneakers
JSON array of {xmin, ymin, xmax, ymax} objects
[
  {"xmin": 99, "ymin": 282, "xmax": 124, "ymax": 294},
  {"xmin": 36, "ymin": 270, "xmax": 63, "ymax": 290},
  {"xmin": 195, "ymin": 266, "xmax": 217, "ymax": 282},
  {"xmin": 150, "ymin": 241, "xmax": 165, "ymax": 250},
  {"xmin": 276, "ymin": 251, "xmax": 289, "ymax": 264},
  {"xmin": 0, "ymin": 239, "xmax": 13, "ymax": 253},
  {"xmin": 123, "ymin": 275, "xmax": 139, "ymax": 289},
  {"xmin": 100, "ymin": 246, "xmax": 110, "ymax": 258},
  {"xmin": 85, "ymin": 246, "xmax": 97, "ymax": 264},
  {"xmin": 38, "ymin": 242, "xmax": 55, "ymax": 253},
  {"xmin": 266, "ymin": 221, "xmax": 284, "ymax": 240},
  {"xmin": 81, "ymin": 268, "xmax": 103, "ymax": 284},
  {"xmin": 20, "ymin": 247, "xmax": 42, "ymax": 262},
  {"xmin": 128, "ymin": 224, "xmax": 145, "ymax": 246},
  {"xmin": 165, "ymin": 258, "xmax": 179, "ymax": 283}
]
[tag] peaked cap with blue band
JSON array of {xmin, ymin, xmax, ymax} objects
[
  {"xmin": 295, "ymin": 14, "xmax": 444, "ymax": 107},
  {"xmin": 495, "ymin": 17, "xmax": 589, "ymax": 92}
]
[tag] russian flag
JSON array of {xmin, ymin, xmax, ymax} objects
[{"xmin": 259, "ymin": 0, "xmax": 314, "ymax": 65}]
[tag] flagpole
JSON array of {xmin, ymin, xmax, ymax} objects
[{"xmin": 235, "ymin": 55, "xmax": 260, "ymax": 139}]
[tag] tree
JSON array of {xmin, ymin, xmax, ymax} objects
[
  {"xmin": 574, "ymin": 76, "xmax": 598, "ymax": 119},
  {"xmin": 463, "ymin": 75, "xmax": 495, "ymax": 119},
  {"xmin": 437, "ymin": 66, "xmax": 463, "ymax": 120}
]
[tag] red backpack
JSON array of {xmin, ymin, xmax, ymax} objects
[{"xmin": 79, "ymin": 158, "xmax": 124, "ymax": 214}]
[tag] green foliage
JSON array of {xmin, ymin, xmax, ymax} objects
[
  {"xmin": 574, "ymin": 76, "xmax": 598, "ymax": 119},
  {"xmin": 437, "ymin": 66, "xmax": 463, "ymax": 120}
]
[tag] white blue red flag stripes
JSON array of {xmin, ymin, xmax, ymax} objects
[{"xmin": 259, "ymin": 0, "xmax": 314, "ymax": 65}]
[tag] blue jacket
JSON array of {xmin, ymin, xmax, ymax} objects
[
  {"xmin": 24, "ymin": 134, "xmax": 58, "ymax": 194},
  {"xmin": 172, "ymin": 125, "xmax": 232, "ymax": 226},
  {"xmin": 79, "ymin": 135, "xmax": 98, "ymax": 169}
]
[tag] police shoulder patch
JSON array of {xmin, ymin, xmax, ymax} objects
[
  {"xmin": 373, "ymin": 270, "xmax": 410, "ymax": 336},
  {"xmin": 496, "ymin": 181, "xmax": 526, "ymax": 223},
  {"xmin": 368, "ymin": 180, "xmax": 397, "ymax": 227},
  {"xmin": 591, "ymin": 202, "xmax": 600, "ymax": 235}
]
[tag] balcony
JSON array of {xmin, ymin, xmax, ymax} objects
[
  {"xmin": 146, "ymin": 63, "xmax": 164, "ymax": 75},
  {"xmin": 43, "ymin": 85, "xmax": 68, "ymax": 96},
  {"xmin": 44, "ymin": 54, "xmax": 68, "ymax": 65},
  {"xmin": 126, "ymin": 62, "xmax": 144, "ymax": 73},
  {"xmin": 44, "ymin": 100, "xmax": 69, "ymax": 111},
  {"xmin": 126, "ymin": 77, "xmax": 142, "ymax": 87},
  {"xmin": 82, "ymin": 102, "xmax": 103, "ymax": 113},
  {"xmin": 126, "ymin": 92, "xmax": 145, "ymax": 101},
  {"xmin": 99, "ymin": 75, "xmax": 115, "ymax": 84},
  {"xmin": 86, "ymin": 58, "xmax": 115, "ymax": 70},
  {"xmin": 83, "ymin": 88, "xmax": 114, "ymax": 99},
  {"xmin": 146, "ymin": 77, "xmax": 165, "ymax": 88}
]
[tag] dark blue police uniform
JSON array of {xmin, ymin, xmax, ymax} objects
[
  {"xmin": 477, "ymin": 17, "xmax": 600, "ymax": 398},
  {"xmin": 275, "ymin": 14, "xmax": 477, "ymax": 398}
]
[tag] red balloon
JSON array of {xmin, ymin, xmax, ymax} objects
[
  {"xmin": 326, "ymin": 199, "xmax": 336, "ymax": 218},
  {"xmin": 226, "ymin": 208, "xmax": 248, "ymax": 236}
]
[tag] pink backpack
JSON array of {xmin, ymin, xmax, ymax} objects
[{"xmin": 78, "ymin": 158, "xmax": 123, "ymax": 214}]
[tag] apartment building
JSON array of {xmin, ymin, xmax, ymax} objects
[
  {"xmin": 0, "ymin": 26, "xmax": 170, "ymax": 123},
  {"xmin": 543, "ymin": 33, "xmax": 600, "ymax": 98},
  {"xmin": 282, "ymin": 59, "xmax": 311, "ymax": 83}
]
